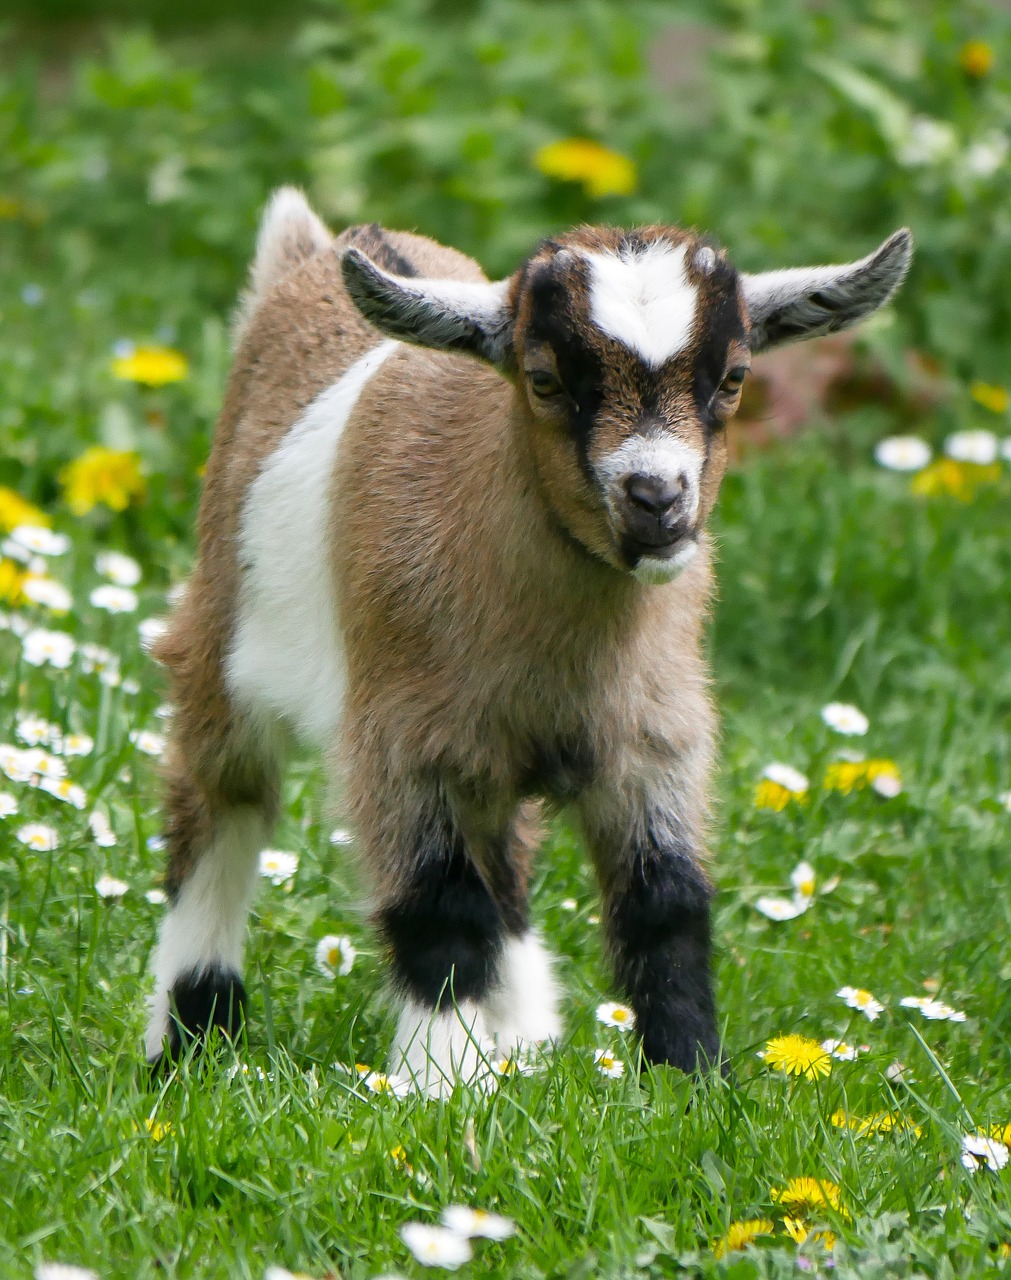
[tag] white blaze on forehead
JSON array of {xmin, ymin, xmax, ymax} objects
[{"xmin": 584, "ymin": 241, "xmax": 698, "ymax": 367}]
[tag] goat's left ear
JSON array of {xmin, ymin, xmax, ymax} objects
[
  {"xmin": 341, "ymin": 248, "xmax": 513, "ymax": 366},
  {"xmin": 742, "ymin": 228, "xmax": 913, "ymax": 354}
]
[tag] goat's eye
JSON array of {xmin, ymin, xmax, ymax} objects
[
  {"xmin": 719, "ymin": 366, "xmax": 748, "ymax": 396},
  {"xmin": 529, "ymin": 370, "xmax": 563, "ymax": 398}
]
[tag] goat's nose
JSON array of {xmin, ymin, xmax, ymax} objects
[{"xmin": 624, "ymin": 472, "xmax": 684, "ymax": 519}]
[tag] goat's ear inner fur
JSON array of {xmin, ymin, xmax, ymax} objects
[
  {"xmin": 341, "ymin": 247, "xmax": 513, "ymax": 367},
  {"xmin": 742, "ymin": 227, "xmax": 913, "ymax": 353}
]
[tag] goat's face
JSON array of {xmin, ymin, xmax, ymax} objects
[{"xmin": 342, "ymin": 222, "xmax": 911, "ymax": 584}]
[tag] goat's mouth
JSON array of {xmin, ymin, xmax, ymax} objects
[{"xmin": 623, "ymin": 532, "xmax": 700, "ymax": 584}]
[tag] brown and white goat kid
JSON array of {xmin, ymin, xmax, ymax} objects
[{"xmin": 145, "ymin": 188, "xmax": 911, "ymax": 1091}]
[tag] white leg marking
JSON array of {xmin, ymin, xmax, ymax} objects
[
  {"xmin": 483, "ymin": 931, "xmax": 562, "ymax": 1052},
  {"xmin": 227, "ymin": 339, "xmax": 399, "ymax": 747},
  {"xmin": 391, "ymin": 1000, "xmax": 496, "ymax": 1098},
  {"xmin": 584, "ymin": 242, "xmax": 698, "ymax": 367},
  {"xmin": 144, "ymin": 805, "xmax": 266, "ymax": 1059}
]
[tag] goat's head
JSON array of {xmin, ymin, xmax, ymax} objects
[{"xmin": 342, "ymin": 223, "xmax": 912, "ymax": 583}]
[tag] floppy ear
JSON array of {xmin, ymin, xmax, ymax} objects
[
  {"xmin": 742, "ymin": 228, "xmax": 913, "ymax": 353},
  {"xmin": 341, "ymin": 247, "xmax": 513, "ymax": 366}
]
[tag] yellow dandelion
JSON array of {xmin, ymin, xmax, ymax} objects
[
  {"xmin": 144, "ymin": 1117, "xmax": 172, "ymax": 1141},
  {"xmin": 971, "ymin": 381, "xmax": 1009, "ymax": 414},
  {"xmin": 0, "ymin": 486, "xmax": 49, "ymax": 533},
  {"xmin": 534, "ymin": 138, "xmax": 637, "ymax": 198},
  {"xmin": 771, "ymin": 1177, "xmax": 850, "ymax": 1220},
  {"xmin": 754, "ymin": 779, "xmax": 793, "ymax": 811},
  {"xmin": 761, "ymin": 1035, "xmax": 831, "ymax": 1080},
  {"xmin": 823, "ymin": 758, "xmax": 901, "ymax": 795},
  {"xmin": 713, "ymin": 1218, "xmax": 775, "ymax": 1258},
  {"xmin": 112, "ymin": 344, "xmax": 189, "ymax": 387},
  {"xmin": 0, "ymin": 558, "xmax": 26, "ymax": 605},
  {"xmin": 910, "ymin": 457, "xmax": 1001, "ymax": 501},
  {"xmin": 60, "ymin": 447, "xmax": 146, "ymax": 516},
  {"xmin": 989, "ymin": 1123, "xmax": 1011, "ymax": 1146},
  {"xmin": 831, "ymin": 1109, "xmax": 922, "ymax": 1138},
  {"xmin": 960, "ymin": 40, "xmax": 994, "ymax": 79},
  {"xmin": 782, "ymin": 1217, "xmax": 836, "ymax": 1251}
]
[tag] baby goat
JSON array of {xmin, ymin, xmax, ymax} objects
[{"xmin": 146, "ymin": 189, "xmax": 911, "ymax": 1090}]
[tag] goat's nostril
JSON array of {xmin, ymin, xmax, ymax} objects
[{"xmin": 624, "ymin": 473, "xmax": 681, "ymax": 518}]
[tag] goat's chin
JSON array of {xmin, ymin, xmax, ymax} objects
[{"xmin": 630, "ymin": 538, "xmax": 699, "ymax": 585}]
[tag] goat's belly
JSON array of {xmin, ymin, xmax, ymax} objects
[{"xmin": 225, "ymin": 339, "xmax": 400, "ymax": 747}]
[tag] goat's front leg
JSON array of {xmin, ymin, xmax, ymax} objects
[{"xmin": 580, "ymin": 767, "xmax": 720, "ymax": 1074}]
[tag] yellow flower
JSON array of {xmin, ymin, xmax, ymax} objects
[
  {"xmin": 754, "ymin": 779, "xmax": 792, "ymax": 811},
  {"xmin": 713, "ymin": 1218, "xmax": 775, "ymax": 1258},
  {"xmin": 534, "ymin": 138, "xmax": 637, "ymax": 198},
  {"xmin": 823, "ymin": 758, "xmax": 901, "ymax": 795},
  {"xmin": 960, "ymin": 40, "xmax": 994, "ymax": 78},
  {"xmin": 0, "ymin": 558, "xmax": 26, "ymax": 605},
  {"xmin": 782, "ymin": 1218, "xmax": 836, "ymax": 1251},
  {"xmin": 831, "ymin": 1109, "xmax": 922, "ymax": 1139},
  {"xmin": 971, "ymin": 381, "xmax": 1009, "ymax": 414},
  {"xmin": 761, "ymin": 1035, "xmax": 831, "ymax": 1080},
  {"xmin": 112, "ymin": 344, "xmax": 189, "ymax": 386},
  {"xmin": 910, "ymin": 458, "xmax": 1001, "ymax": 501},
  {"xmin": 0, "ymin": 486, "xmax": 49, "ymax": 533},
  {"xmin": 772, "ymin": 1176, "xmax": 850, "ymax": 1220},
  {"xmin": 144, "ymin": 1117, "xmax": 172, "ymax": 1141},
  {"xmin": 989, "ymin": 1123, "xmax": 1011, "ymax": 1146},
  {"xmin": 60, "ymin": 448, "xmax": 146, "ymax": 516}
]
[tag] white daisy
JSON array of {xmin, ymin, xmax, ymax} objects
[
  {"xmin": 17, "ymin": 822, "xmax": 59, "ymax": 851},
  {"xmin": 38, "ymin": 778, "xmax": 87, "ymax": 810},
  {"xmin": 945, "ymin": 429, "xmax": 998, "ymax": 465},
  {"xmin": 329, "ymin": 827, "xmax": 354, "ymax": 846},
  {"xmin": 821, "ymin": 1039, "xmax": 861, "ymax": 1062},
  {"xmin": 138, "ymin": 616, "xmax": 169, "ymax": 651},
  {"xmin": 78, "ymin": 643, "xmax": 118, "ymax": 676},
  {"xmin": 120, "ymin": 678, "xmax": 140, "ymax": 696},
  {"xmin": 966, "ymin": 131, "xmax": 1010, "ymax": 178},
  {"xmin": 593, "ymin": 1048, "xmax": 625, "ymax": 1078},
  {"xmin": 21, "ymin": 628, "xmax": 76, "ymax": 669},
  {"xmin": 900, "ymin": 995, "xmax": 967, "ymax": 1022},
  {"xmin": 821, "ymin": 702, "xmax": 869, "ymax": 736},
  {"xmin": 35, "ymin": 1265, "xmax": 100, "ymax": 1280},
  {"xmin": 363, "ymin": 1071, "xmax": 412, "ymax": 1098},
  {"xmin": 790, "ymin": 860, "xmax": 817, "ymax": 900},
  {"xmin": 129, "ymin": 730, "xmax": 166, "ymax": 758},
  {"xmin": 0, "ymin": 744, "xmax": 34, "ymax": 783},
  {"xmin": 872, "ymin": 772, "xmax": 903, "ymax": 798},
  {"xmin": 961, "ymin": 1134, "xmax": 1009, "ymax": 1172},
  {"xmin": 315, "ymin": 933, "xmax": 356, "ymax": 977},
  {"xmin": 560, "ymin": 897, "xmax": 578, "ymax": 911},
  {"xmin": 16, "ymin": 715, "xmax": 56, "ymax": 747},
  {"xmin": 22, "ymin": 576, "xmax": 72, "ymax": 612},
  {"xmin": 0, "ymin": 792, "xmax": 17, "ymax": 817},
  {"xmin": 441, "ymin": 1205, "xmax": 515, "ymax": 1241},
  {"xmin": 10, "ymin": 525, "xmax": 69, "ymax": 557},
  {"xmin": 754, "ymin": 894, "xmax": 810, "ymax": 921},
  {"xmin": 886, "ymin": 1061, "xmax": 907, "ymax": 1083},
  {"xmin": 762, "ymin": 762, "xmax": 809, "ymax": 794},
  {"xmin": 145, "ymin": 887, "xmax": 168, "ymax": 905},
  {"xmin": 896, "ymin": 116, "xmax": 957, "ymax": 168},
  {"xmin": 96, "ymin": 874, "xmax": 129, "ymax": 899},
  {"xmin": 596, "ymin": 1000, "xmax": 636, "ymax": 1030},
  {"xmin": 400, "ymin": 1223, "xmax": 473, "ymax": 1269},
  {"xmin": 837, "ymin": 986, "xmax": 884, "ymax": 1021},
  {"xmin": 259, "ymin": 849, "xmax": 298, "ymax": 886},
  {"xmin": 95, "ymin": 550, "xmax": 141, "ymax": 586},
  {"xmin": 90, "ymin": 584, "xmax": 138, "ymax": 614},
  {"xmin": 88, "ymin": 811, "xmax": 117, "ymax": 847},
  {"xmin": 874, "ymin": 436, "xmax": 932, "ymax": 472},
  {"xmin": 60, "ymin": 733, "xmax": 94, "ymax": 758}
]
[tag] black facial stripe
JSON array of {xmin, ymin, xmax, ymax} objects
[{"xmin": 690, "ymin": 260, "xmax": 745, "ymax": 422}]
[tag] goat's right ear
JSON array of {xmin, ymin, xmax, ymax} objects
[{"xmin": 341, "ymin": 248, "xmax": 513, "ymax": 367}]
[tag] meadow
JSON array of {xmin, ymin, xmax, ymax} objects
[{"xmin": 3, "ymin": 1, "xmax": 1011, "ymax": 1276}]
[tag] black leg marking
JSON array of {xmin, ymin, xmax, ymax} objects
[
  {"xmin": 166, "ymin": 966, "xmax": 247, "ymax": 1058},
  {"xmin": 378, "ymin": 804, "xmax": 505, "ymax": 1008},
  {"xmin": 606, "ymin": 829, "xmax": 720, "ymax": 1074}
]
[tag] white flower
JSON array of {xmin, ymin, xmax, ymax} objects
[
  {"xmin": 441, "ymin": 1205, "xmax": 515, "ymax": 1241},
  {"xmin": 90, "ymin": 584, "xmax": 138, "ymax": 614},
  {"xmin": 16, "ymin": 748, "xmax": 67, "ymax": 782},
  {"xmin": 364, "ymin": 1071, "xmax": 412, "ymax": 1098},
  {"xmin": 886, "ymin": 1061, "xmax": 907, "ymax": 1083},
  {"xmin": 121, "ymin": 677, "xmax": 140, "ymax": 695},
  {"xmin": 821, "ymin": 702, "xmax": 869, "ymax": 736},
  {"xmin": 60, "ymin": 733, "xmax": 94, "ymax": 758},
  {"xmin": 593, "ymin": 1048, "xmax": 625, "ymax": 1078},
  {"xmin": 315, "ymin": 933, "xmax": 356, "ymax": 977},
  {"xmin": 790, "ymin": 860, "xmax": 816, "ymax": 900},
  {"xmin": 821, "ymin": 1039, "xmax": 862, "ymax": 1061},
  {"xmin": 874, "ymin": 435, "xmax": 932, "ymax": 472},
  {"xmin": 22, "ymin": 628, "xmax": 76, "ymax": 669},
  {"xmin": 96, "ymin": 873, "xmax": 129, "ymax": 899},
  {"xmin": 945, "ymin": 430, "xmax": 998, "ymax": 465},
  {"xmin": 560, "ymin": 897, "xmax": 578, "ymax": 911},
  {"xmin": 17, "ymin": 822, "xmax": 59, "ymax": 851},
  {"xmin": 78, "ymin": 643, "xmax": 118, "ymax": 676},
  {"xmin": 10, "ymin": 525, "xmax": 69, "ymax": 556},
  {"xmin": 490, "ymin": 1052, "xmax": 538, "ymax": 1078},
  {"xmin": 17, "ymin": 715, "xmax": 56, "ymax": 746},
  {"xmin": 754, "ymin": 894, "xmax": 810, "ymax": 921},
  {"xmin": 400, "ymin": 1223, "xmax": 473, "ymax": 1269},
  {"xmin": 329, "ymin": 827, "xmax": 354, "ymax": 846},
  {"xmin": 138, "ymin": 616, "xmax": 169, "ymax": 651},
  {"xmin": 259, "ymin": 849, "xmax": 298, "ymax": 885},
  {"xmin": 897, "ymin": 115, "xmax": 957, "ymax": 167},
  {"xmin": 38, "ymin": 778, "xmax": 87, "ymax": 809},
  {"xmin": 837, "ymin": 986, "xmax": 884, "ymax": 1021},
  {"xmin": 22, "ymin": 576, "xmax": 73, "ymax": 612},
  {"xmin": 35, "ymin": 1265, "xmax": 100, "ymax": 1280},
  {"xmin": 95, "ymin": 550, "xmax": 141, "ymax": 586},
  {"xmin": 89, "ymin": 811, "xmax": 117, "ymax": 847},
  {"xmin": 966, "ymin": 131, "xmax": 1009, "ymax": 178},
  {"xmin": 961, "ymin": 1134, "xmax": 1009, "ymax": 1172},
  {"xmin": 900, "ymin": 995, "xmax": 966, "ymax": 1022},
  {"xmin": 762, "ymin": 762, "xmax": 809, "ymax": 794},
  {"xmin": 130, "ymin": 730, "xmax": 166, "ymax": 758},
  {"xmin": 596, "ymin": 1000, "xmax": 636, "ymax": 1030},
  {"xmin": 145, "ymin": 887, "xmax": 168, "ymax": 905},
  {"xmin": 0, "ymin": 792, "xmax": 17, "ymax": 817}
]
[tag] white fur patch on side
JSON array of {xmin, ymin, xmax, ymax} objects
[
  {"xmin": 596, "ymin": 433, "xmax": 704, "ymax": 526},
  {"xmin": 227, "ymin": 339, "xmax": 400, "ymax": 746},
  {"xmin": 233, "ymin": 187, "xmax": 332, "ymax": 345},
  {"xmin": 482, "ymin": 931, "xmax": 562, "ymax": 1051},
  {"xmin": 144, "ymin": 805, "xmax": 266, "ymax": 1059},
  {"xmin": 584, "ymin": 242, "xmax": 698, "ymax": 367},
  {"xmin": 632, "ymin": 539, "xmax": 699, "ymax": 585},
  {"xmin": 391, "ymin": 1000, "xmax": 496, "ymax": 1098}
]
